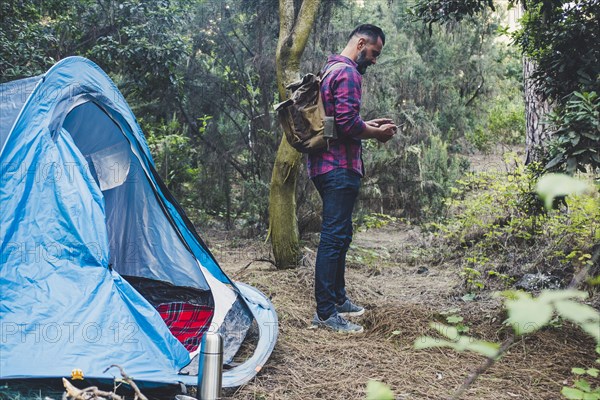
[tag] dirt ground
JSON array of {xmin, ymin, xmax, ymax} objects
[{"xmin": 208, "ymin": 221, "xmax": 599, "ymax": 400}]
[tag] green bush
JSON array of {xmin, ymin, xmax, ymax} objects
[
  {"xmin": 466, "ymin": 99, "xmax": 526, "ymax": 152},
  {"xmin": 421, "ymin": 135, "xmax": 465, "ymax": 219},
  {"xmin": 360, "ymin": 136, "xmax": 465, "ymax": 222},
  {"xmin": 487, "ymin": 102, "xmax": 526, "ymax": 145},
  {"xmin": 429, "ymin": 157, "xmax": 599, "ymax": 291},
  {"xmin": 466, "ymin": 126, "xmax": 494, "ymax": 153},
  {"xmin": 546, "ymin": 91, "xmax": 600, "ymax": 175}
]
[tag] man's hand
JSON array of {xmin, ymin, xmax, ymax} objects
[
  {"xmin": 366, "ymin": 118, "xmax": 394, "ymax": 128},
  {"xmin": 375, "ymin": 123, "xmax": 397, "ymax": 143},
  {"xmin": 357, "ymin": 119, "xmax": 397, "ymax": 142}
]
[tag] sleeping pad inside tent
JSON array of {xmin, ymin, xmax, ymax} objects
[{"xmin": 0, "ymin": 56, "xmax": 278, "ymax": 388}]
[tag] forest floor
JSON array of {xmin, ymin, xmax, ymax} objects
[
  {"xmin": 2, "ymin": 147, "xmax": 598, "ymax": 400},
  {"xmin": 211, "ymin": 145, "xmax": 599, "ymax": 400},
  {"xmin": 213, "ymin": 221, "xmax": 599, "ymax": 400}
]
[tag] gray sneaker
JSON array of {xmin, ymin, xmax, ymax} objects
[
  {"xmin": 336, "ymin": 299, "xmax": 365, "ymax": 317},
  {"xmin": 310, "ymin": 313, "xmax": 364, "ymax": 334}
]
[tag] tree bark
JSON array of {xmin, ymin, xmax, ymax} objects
[
  {"xmin": 523, "ymin": 57, "xmax": 553, "ymax": 164},
  {"xmin": 268, "ymin": 0, "xmax": 321, "ymax": 268}
]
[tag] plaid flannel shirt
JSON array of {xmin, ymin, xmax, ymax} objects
[{"xmin": 307, "ymin": 55, "xmax": 367, "ymax": 179}]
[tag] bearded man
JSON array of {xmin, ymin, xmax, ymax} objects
[{"xmin": 309, "ymin": 24, "xmax": 397, "ymax": 334}]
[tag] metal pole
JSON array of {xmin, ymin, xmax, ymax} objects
[{"xmin": 197, "ymin": 332, "xmax": 223, "ymax": 400}]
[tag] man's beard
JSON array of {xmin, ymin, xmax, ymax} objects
[{"xmin": 356, "ymin": 49, "xmax": 370, "ymax": 75}]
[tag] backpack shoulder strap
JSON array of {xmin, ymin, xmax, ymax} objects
[{"xmin": 320, "ymin": 62, "xmax": 348, "ymax": 80}]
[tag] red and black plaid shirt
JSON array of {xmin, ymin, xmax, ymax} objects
[{"xmin": 307, "ymin": 55, "xmax": 366, "ymax": 179}]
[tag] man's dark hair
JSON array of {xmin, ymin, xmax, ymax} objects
[{"xmin": 348, "ymin": 24, "xmax": 385, "ymax": 46}]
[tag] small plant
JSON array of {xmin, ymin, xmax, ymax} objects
[
  {"xmin": 354, "ymin": 213, "xmax": 397, "ymax": 232},
  {"xmin": 446, "ymin": 314, "xmax": 470, "ymax": 334},
  {"xmin": 562, "ymin": 349, "xmax": 600, "ymax": 400},
  {"xmin": 461, "ymin": 267, "xmax": 484, "ymax": 291},
  {"xmin": 439, "ymin": 308, "xmax": 471, "ymax": 334},
  {"xmin": 347, "ymin": 244, "xmax": 389, "ymax": 271},
  {"xmin": 488, "ymin": 270, "xmax": 515, "ymax": 288},
  {"xmin": 545, "ymin": 91, "xmax": 600, "ymax": 175},
  {"xmin": 414, "ymin": 321, "xmax": 499, "ymax": 358}
]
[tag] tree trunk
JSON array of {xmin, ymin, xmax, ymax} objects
[
  {"xmin": 268, "ymin": 0, "xmax": 321, "ymax": 268},
  {"xmin": 523, "ymin": 57, "xmax": 553, "ymax": 164}
]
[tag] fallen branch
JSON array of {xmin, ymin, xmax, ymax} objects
[
  {"xmin": 62, "ymin": 378, "xmax": 123, "ymax": 400},
  {"xmin": 103, "ymin": 365, "xmax": 148, "ymax": 400},
  {"xmin": 240, "ymin": 258, "xmax": 277, "ymax": 271},
  {"xmin": 450, "ymin": 334, "xmax": 515, "ymax": 400}
]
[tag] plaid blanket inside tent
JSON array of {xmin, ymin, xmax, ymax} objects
[{"xmin": 157, "ymin": 302, "xmax": 214, "ymax": 352}]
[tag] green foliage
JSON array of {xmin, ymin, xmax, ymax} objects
[
  {"xmin": 0, "ymin": 0, "xmax": 280, "ymax": 229},
  {"xmin": 545, "ymin": 92, "xmax": 600, "ymax": 175},
  {"xmin": 430, "ymin": 159, "xmax": 600, "ymax": 291},
  {"xmin": 412, "ymin": 0, "xmax": 600, "ymax": 174},
  {"xmin": 502, "ymin": 290, "xmax": 600, "ymax": 399},
  {"xmin": 466, "ymin": 126, "xmax": 495, "ymax": 153},
  {"xmin": 466, "ymin": 92, "xmax": 526, "ymax": 152},
  {"xmin": 536, "ymin": 173, "xmax": 594, "ymax": 210},
  {"xmin": 1, "ymin": 0, "xmax": 524, "ymax": 227},
  {"xmin": 412, "ymin": 0, "xmax": 600, "ymax": 101},
  {"xmin": 86, "ymin": 0, "xmax": 196, "ymax": 118},
  {"xmin": 486, "ymin": 102, "xmax": 526, "ymax": 145},
  {"xmin": 499, "ymin": 290, "xmax": 600, "ymax": 339},
  {"xmin": 363, "ymin": 134, "xmax": 466, "ymax": 221},
  {"xmin": 0, "ymin": 0, "xmax": 78, "ymax": 80},
  {"xmin": 412, "ymin": 0, "xmax": 496, "ymax": 33},
  {"xmin": 415, "ymin": 288, "xmax": 600, "ymax": 397},
  {"xmin": 414, "ymin": 322, "xmax": 500, "ymax": 358},
  {"xmin": 562, "ymin": 385, "xmax": 600, "ymax": 400},
  {"xmin": 564, "ymin": 358, "xmax": 600, "ymax": 400},
  {"xmin": 354, "ymin": 213, "xmax": 397, "ymax": 232},
  {"xmin": 365, "ymin": 380, "xmax": 394, "ymax": 400},
  {"xmin": 513, "ymin": 1, "xmax": 600, "ymax": 101},
  {"xmin": 488, "ymin": 270, "xmax": 516, "ymax": 287},
  {"xmin": 442, "ymin": 310, "xmax": 471, "ymax": 333},
  {"xmin": 421, "ymin": 135, "xmax": 465, "ymax": 218},
  {"xmin": 512, "ymin": 0, "xmax": 600, "ymax": 174},
  {"xmin": 347, "ymin": 244, "xmax": 390, "ymax": 271},
  {"xmin": 461, "ymin": 266, "xmax": 485, "ymax": 291},
  {"xmin": 415, "ymin": 164, "xmax": 600, "ymax": 399}
]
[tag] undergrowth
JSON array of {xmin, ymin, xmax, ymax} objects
[{"xmin": 426, "ymin": 155, "xmax": 600, "ymax": 293}]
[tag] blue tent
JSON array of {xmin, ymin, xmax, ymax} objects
[{"xmin": 0, "ymin": 57, "xmax": 277, "ymax": 387}]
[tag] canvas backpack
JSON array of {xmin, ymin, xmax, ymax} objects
[{"xmin": 274, "ymin": 62, "xmax": 347, "ymax": 153}]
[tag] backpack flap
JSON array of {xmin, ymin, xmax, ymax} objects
[
  {"xmin": 273, "ymin": 99, "xmax": 293, "ymax": 111},
  {"xmin": 275, "ymin": 63, "xmax": 347, "ymax": 153}
]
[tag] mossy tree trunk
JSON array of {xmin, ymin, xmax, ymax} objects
[{"xmin": 269, "ymin": 0, "xmax": 320, "ymax": 268}]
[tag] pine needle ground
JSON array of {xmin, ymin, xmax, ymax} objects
[{"xmin": 214, "ymin": 224, "xmax": 599, "ymax": 400}]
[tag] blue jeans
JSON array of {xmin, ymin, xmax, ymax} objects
[{"xmin": 312, "ymin": 168, "xmax": 361, "ymax": 320}]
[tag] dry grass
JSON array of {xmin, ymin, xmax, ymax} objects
[
  {"xmin": 2, "ymin": 223, "xmax": 597, "ymax": 400},
  {"xmin": 214, "ymin": 224, "xmax": 600, "ymax": 400}
]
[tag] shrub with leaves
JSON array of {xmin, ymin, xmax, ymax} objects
[
  {"xmin": 429, "ymin": 159, "xmax": 599, "ymax": 291},
  {"xmin": 421, "ymin": 135, "xmax": 466, "ymax": 219},
  {"xmin": 416, "ymin": 174, "xmax": 600, "ymax": 400},
  {"xmin": 545, "ymin": 91, "xmax": 600, "ymax": 175}
]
